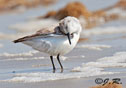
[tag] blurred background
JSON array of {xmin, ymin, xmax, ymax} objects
[
  {"xmin": 0, "ymin": 0, "xmax": 126, "ymax": 88},
  {"xmin": 0, "ymin": 0, "xmax": 126, "ymax": 53}
]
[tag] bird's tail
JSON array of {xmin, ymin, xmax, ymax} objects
[
  {"xmin": 13, "ymin": 38, "xmax": 24, "ymax": 43},
  {"xmin": 13, "ymin": 33, "xmax": 39, "ymax": 43},
  {"xmin": 13, "ymin": 36, "xmax": 30, "ymax": 43}
]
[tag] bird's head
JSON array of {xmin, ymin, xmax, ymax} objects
[{"xmin": 59, "ymin": 16, "xmax": 82, "ymax": 45}]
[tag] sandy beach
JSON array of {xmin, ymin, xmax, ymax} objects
[
  {"xmin": 0, "ymin": 73, "xmax": 126, "ymax": 88},
  {"xmin": 0, "ymin": 0, "xmax": 126, "ymax": 88}
]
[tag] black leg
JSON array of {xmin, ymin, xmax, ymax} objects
[
  {"xmin": 50, "ymin": 56, "xmax": 56, "ymax": 73},
  {"xmin": 57, "ymin": 54, "xmax": 63, "ymax": 73}
]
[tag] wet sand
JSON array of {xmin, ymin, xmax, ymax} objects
[
  {"xmin": 1, "ymin": 0, "xmax": 126, "ymax": 88},
  {"xmin": 0, "ymin": 73, "xmax": 126, "ymax": 88}
]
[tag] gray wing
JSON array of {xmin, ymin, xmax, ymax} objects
[{"xmin": 13, "ymin": 26, "xmax": 58, "ymax": 43}]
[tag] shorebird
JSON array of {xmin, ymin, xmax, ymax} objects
[{"xmin": 13, "ymin": 16, "xmax": 82, "ymax": 73}]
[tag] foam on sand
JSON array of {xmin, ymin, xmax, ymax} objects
[
  {"xmin": 97, "ymin": 52, "xmax": 126, "ymax": 67},
  {"xmin": 0, "ymin": 51, "xmax": 38, "ymax": 57},
  {"xmin": 72, "ymin": 52, "xmax": 126, "ymax": 72},
  {"xmin": 3, "ymin": 51, "xmax": 126, "ymax": 82},
  {"xmin": 0, "ymin": 57, "xmax": 45, "ymax": 61},
  {"xmin": 3, "ymin": 68, "xmax": 113, "ymax": 83},
  {"xmin": 0, "ymin": 51, "xmax": 69, "ymax": 61},
  {"xmin": 77, "ymin": 44, "xmax": 111, "ymax": 51},
  {"xmin": 0, "ymin": 51, "xmax": 43, "ymax": 61}
]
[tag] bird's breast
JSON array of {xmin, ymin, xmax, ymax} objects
[{"xmin": 23, "ymin": 34, "xmax": 79, "ymax": 56}]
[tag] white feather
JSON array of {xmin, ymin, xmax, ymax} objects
[{"xmin": 22, "ymin": 16, "xmax": 82, "ymax": 56}]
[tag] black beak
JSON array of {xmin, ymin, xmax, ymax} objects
[{"xmin": 66, "ymin": 33, "xmax": 71, "ymax": 45}]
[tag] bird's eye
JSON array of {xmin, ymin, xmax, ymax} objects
[
  {"xmin": 65, "ymin": 26, "xmax": 68, "ymax": 29},
  {"xmin": 71, "ymin": 33, "xmax": 74, "ymax": 38},
  {"xmin": 68, "ymin": 20, "xmax": 70, "ymax": 22}
]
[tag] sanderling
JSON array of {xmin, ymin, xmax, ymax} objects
[{"xmin": 13, "ymin": 16, "xmax": 82, "ymax": 73}]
